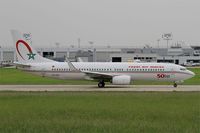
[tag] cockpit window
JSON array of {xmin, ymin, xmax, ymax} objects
[{"xmin": 180, "ymin": 68, "xmax": 187, "ymax": 71}]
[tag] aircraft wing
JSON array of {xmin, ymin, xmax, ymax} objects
[
  {"xmin": 83, "ymin": 71, "xmax": 114, "ymax": 80},
  {"xmin": 66, "ymin": 58, "xmax": 115, "ymax": 80}
]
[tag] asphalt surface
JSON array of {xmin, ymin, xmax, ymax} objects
[{"xmin": 0, "ymin": 85, "xmax": 199, "ymax": 92}]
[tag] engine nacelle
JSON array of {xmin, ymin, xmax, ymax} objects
[{"xmin": 112, "ymin": 75, "xmax": 131, "ymax": 85}]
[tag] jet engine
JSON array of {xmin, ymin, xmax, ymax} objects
[{"xmin": 112, "ymin": 75, "xmax": 131, "ymax": 85}]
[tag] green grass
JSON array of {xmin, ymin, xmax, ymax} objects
[
  {"xmin": 0, "ymin": 68, "xmax": 199, "ymax": 85},
  {"xmin": 0, "ymin": 92, "xmax": 199, "ymax": 133},
  {"xmin": 0, "ymin": 68, "xmax": 95, "ymax": 85}
]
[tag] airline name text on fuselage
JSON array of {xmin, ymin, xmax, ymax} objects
[{"xmin": 128, "ymin": 66, "xmax": 164, "ymax": 69}]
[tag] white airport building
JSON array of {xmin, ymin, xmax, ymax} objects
[{"xmin": 0, "ymin": 45, "xmax": 200, "ymax": 67}]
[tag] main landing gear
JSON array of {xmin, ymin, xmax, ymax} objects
[
  {"xmin": 98, "ymin": 80, "xmax": 105, "ymax": 88},
  {"xmin": 173, "ymin": 82, "xmax": 178, "ymax": 88}
]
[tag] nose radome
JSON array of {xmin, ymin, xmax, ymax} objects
[
  {"xmin": 192, "ymin": 71, "xmax": 195, "ymax": 76},
  {"xmin": 189, "ymin": 70, "xmax": 195, "ymax": 77}
]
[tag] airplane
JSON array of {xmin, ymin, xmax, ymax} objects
[{"xmin": 11, "ymin": 30, "xmax": 195, "ymax": 88}]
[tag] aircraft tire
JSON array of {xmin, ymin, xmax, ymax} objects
[
  {"xmin": 98, "ymin": 81, "xmax": 105, "ymax": 88},
  {"xmin": 173, "ymin": 83, "xmax": 178, "ymax": 88}
]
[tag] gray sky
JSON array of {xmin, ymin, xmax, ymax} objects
[{"xmin": 0, "ymin": 0, "xmax": 199, "ymax": 48}]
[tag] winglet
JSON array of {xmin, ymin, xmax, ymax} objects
[{"xmin": 65, "ymin": 58, "xmax": 80, "ymax": 72}]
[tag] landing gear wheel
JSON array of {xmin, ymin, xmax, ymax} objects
[
  {"xmin": 173, "ymin": 83, "xmax": 178, "ymax": 88},
  {"xmin": 98, "ymin": 81, "xmax": 105, "ymax": 88}
]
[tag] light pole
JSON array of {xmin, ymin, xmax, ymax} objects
[
  {"xmin": 157, "ymin": 39, "xmax": 160, "ymax": 49},
  {"xmin": 162, "ymin": 33, "xmax": 173, "ymax": 49},
  {"xmin": 88, "ymin": 41, "xmax": 94, "ymax": 49},
  {"xmin": 55, "ymin": 42, "xmax": 60, "ymax": 48},
  {"xmin": 88, "ymin": 41, "xmax": 96, "ymax": 62},
  {"xmin": 78, "ymin": 38, "xmax": 80, "ymax": 49}
]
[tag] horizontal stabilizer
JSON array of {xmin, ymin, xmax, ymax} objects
[{"xmin": 13, "ymin": 62, "xmax": 31, "ymax": 68}]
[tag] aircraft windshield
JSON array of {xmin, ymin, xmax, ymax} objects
[{"xmin": 180, "ymin": 68, "xmax": 187, "ymax": 71}]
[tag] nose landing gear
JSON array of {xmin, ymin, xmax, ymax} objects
[{"xmin": 173, "ymin": 82, "xmax": 178, "ymax": 88}]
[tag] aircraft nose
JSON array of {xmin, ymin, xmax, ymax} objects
[{"xmin": 188, "ymin": 70, "xmax": 195, "ymax": 77}]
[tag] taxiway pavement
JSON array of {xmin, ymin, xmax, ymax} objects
[{"xmin": 0, "ymin": 85, "xmax": 199, "ymax": 92}]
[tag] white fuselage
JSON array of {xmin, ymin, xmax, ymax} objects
[{"xmin": 21, "ymin": 62, "xmax": 194, "ymax": 82}]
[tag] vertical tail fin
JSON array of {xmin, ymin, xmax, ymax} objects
[{"xmin": 11, "ymin": 30, "xmax": 54, "ymax": 63}]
